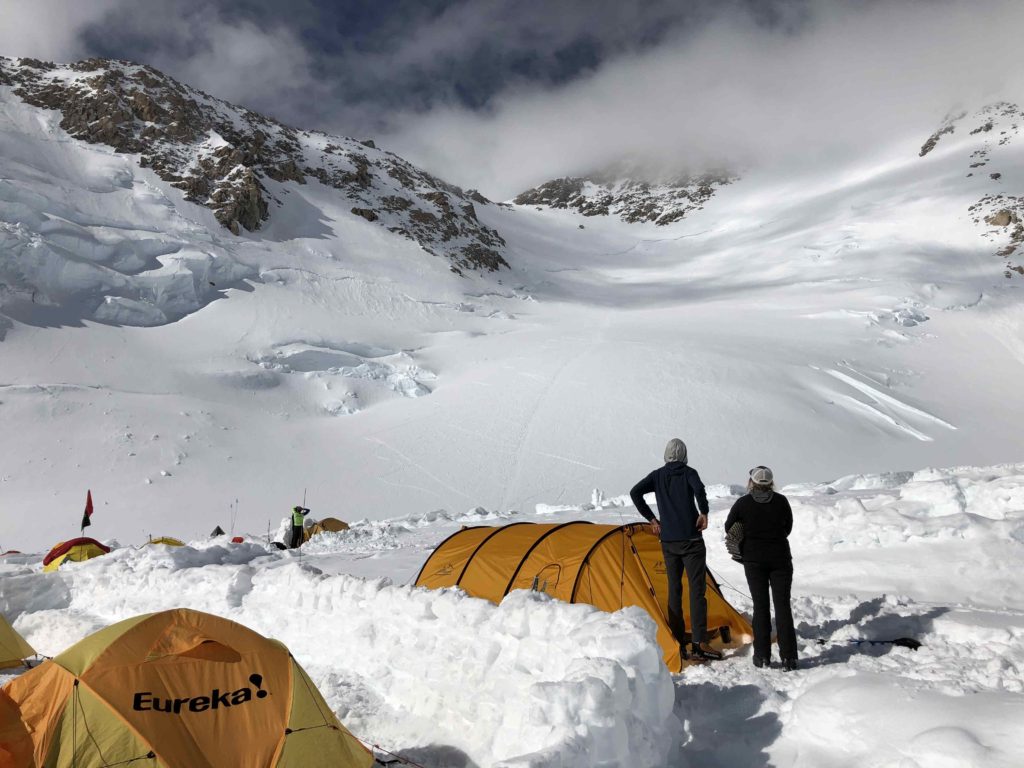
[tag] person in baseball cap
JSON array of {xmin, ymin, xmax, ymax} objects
[{"xmin": 724, "ymin": 465, "xmax": 798, "ymax": 670}]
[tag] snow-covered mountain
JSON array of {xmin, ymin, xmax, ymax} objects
[
  {"xmin": 1, "ymin": 55, "xmax": 1023, "ymax": 559},
  {"xmin": 0, "ymin": 56, "xmax": 506, "ymax": 280},
  {"xmin": 513, "ymin": 168, "xmax": 735, "ymax": 226}
]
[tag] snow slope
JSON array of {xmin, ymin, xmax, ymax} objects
[
  {"xmin": 1, "ymin": 62, "xmax": 1023, "ymax": 561},
  {"xmin": 2, "ymin": 463, "xmax": 1023, "ymax": 767}
]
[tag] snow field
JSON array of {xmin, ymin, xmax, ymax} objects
[{"xmin": 6, "ymin": 85, "xmax": 1024, "ymax": 555}]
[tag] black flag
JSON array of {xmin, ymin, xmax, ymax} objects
[{"xmin": 81, "ymin": 490, "xmax": 94, "ymax": 531}]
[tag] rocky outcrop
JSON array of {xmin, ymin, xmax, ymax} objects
[
  {"xmin": 513, "ymin": 171, "xmax": 734, "ymax": 226},
  {"xmin": 973, "ymin": 196, "xmax": 1024, "ymax": 276},
  {"xmin": 930, "ymin": 103, "xmax": 1024, "ymax": 276},
  {"xmin": 985, "ymin": 210, "xmax": 1016, "ymax": 227},
  {"xmin": 351, "ymin": 207, "xmax": 379, "ymax": 223},
  {"xmin": 919, "ymin": 111, "xmax": 964, "ymax": 157},
  {"xmin": 0, "ymin": 57, "xmax": 507, "ymax": 273}
]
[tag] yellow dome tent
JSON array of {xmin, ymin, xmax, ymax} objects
[
  {"xmin": 0, "ymin": 614, "xmax": 34, "ymax": 670},
  {"xmin": 148, "ymin": 536, "xmax": 185, "ymax": 547},
  {"xmin": 41, "ymin": 537, "xmax": 110, "ymax": 573},
  {"xmin": 304, "ymin": 518, "xmax": 350, "ymax": 541},
  {"xmin": 415, "ymin": 521, "xmax": 752, "ymax": 672},
  {"xmin": 0, "ymin": 608, "xmax": 373, "ymax": 768}
]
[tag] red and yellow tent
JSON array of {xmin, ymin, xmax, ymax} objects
[{"xmin": 41, "ymin": 537, "xmax": 110, "ymax": 572}]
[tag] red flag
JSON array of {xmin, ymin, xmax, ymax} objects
[{"xmin": 81, "ymin": 490, "xmax": 94, "ymax": 530}]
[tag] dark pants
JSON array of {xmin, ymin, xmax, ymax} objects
[
  {"xmin": 662, "ymin": 538, "xmax": 708, "ymax": 645},
  {"xmin": 744, "ymin": 561, "xmax": 797, "ymax": 661},
  {"xmin": 290, "ymin": 524, "xmax": 303, "ymax": 549}
]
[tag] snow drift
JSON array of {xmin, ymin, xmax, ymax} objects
[{"xmin": 4, "ymin": 462, "xmax": 1024, "ymax": 767}]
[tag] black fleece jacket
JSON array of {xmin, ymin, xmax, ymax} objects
[
  {"xmin": 630, "ymin": 462, "xmax": 709, "ymax": 541},
  {"xmin": 724, "ymin": 493, "xmax": 793, "ymax": 564}
]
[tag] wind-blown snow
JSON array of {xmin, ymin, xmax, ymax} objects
[{"xmin": 3, "ymin": 462, "xmax": 1023, "ymax": 767}]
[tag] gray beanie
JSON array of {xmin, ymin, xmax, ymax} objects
[{"xmin": 664, "ymin": 438, "xmax": 688, "ymax": 463}]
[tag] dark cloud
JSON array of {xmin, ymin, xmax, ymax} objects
[
  {"xmin": 375, "ymin": 0, "xmax": 1024, "ymax": 196},
  {"xmin": 2, "ymin": 1, "xmax": 1020, "ymax": 198},
  {"xmin": 13, "ymin": 0, "xmax": 802, "ymax": 131}
]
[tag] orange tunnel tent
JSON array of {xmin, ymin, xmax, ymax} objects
[
  {"xmin": 148, "ymin": 536, "xmax": 185, "ymax": 547},
  {"xmin": 415, "ymin": 522, "xmax": 752, "ymax": 672},
  {"xmin": 0, "ymin": 614, "xmax": 35, "ymax": 669},
  {"xmin": 304, "ymin": 518, "xmax": 350, "ymax": 542},
  {"xmin": 0, "ymin": 608, "xmax": 373, "ymax": 768}
]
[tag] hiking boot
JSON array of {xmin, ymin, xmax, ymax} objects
[
  {"xmin": 679, "ymin": 644, "xmax": 690, "ymax": 661},
  {"xmin": 691, "ymin": 642, "xmax": 723, "ymax": 661},
  {"xmin": 752, "ymin": 655, "xmax": 769, "ymax": 669},
  {"xmin": 781, "ymin": 658, "xmax": 799, "ymax": 672}
]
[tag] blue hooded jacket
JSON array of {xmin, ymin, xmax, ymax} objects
[{"xmin": 630, "ymin": 462, "xmax": 710, "ymax": 541}]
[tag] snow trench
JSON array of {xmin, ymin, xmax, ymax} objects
[{"xmin": 5, "ymin": 546, "xmax": 677, "ymax": 767}]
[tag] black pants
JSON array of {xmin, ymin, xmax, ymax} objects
[
  {"xmin": 290, "ymin": 524, "xmax": 303, "ymax": 549},
  {"xmin": 744, "ymin": 561, "xmax": 797, "ymax": 661},
  {"xmin": 662, "ymin": 538, "xmax": 708, "ymax": 645}
]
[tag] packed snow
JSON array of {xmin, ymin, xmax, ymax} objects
[{"xmin": 3, "ymin": 463, "xmax": 1023, "ymax": 767}]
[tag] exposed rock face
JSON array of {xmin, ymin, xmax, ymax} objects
[
  {"xmin": 973, "ymin": 195, "xmax": 1024, "ymax": 271},
  {"xmin": 919, "ymin": 111, "xmax": 964, "ymax": 157},
  {"xmin": 0, "ymin": 57, "xmax": 507, "ymax": 273},
  {"xmin": 351, "ymin": 207, "xmax": 379, "ymax": 223},
  {"xmin": 513, "ymin": 170, "xmax": 735, "ymax": 226},
  {"xmin": 929, "ymin": 102, "xmax": 1024, "ymax": 276},
  {"xmin": 985, "ymin": 210, "xmax": 1016, "ymax": 227}
]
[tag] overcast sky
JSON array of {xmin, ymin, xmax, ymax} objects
[{"xmin": 2, "ymin": 0, "xmax": 1021, "ymax": 197}]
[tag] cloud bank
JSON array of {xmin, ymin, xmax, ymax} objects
[
  {"xmin": 378, "ymin": 0, "xmax": 1024, "ymax": 197},
  {"xmin": 1, "ymin": 0, "xmax": 1021, "ymax": 198}
]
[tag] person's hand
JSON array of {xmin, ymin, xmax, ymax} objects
[
  {"xmin": 650, "ymin": 519, "xmax": 661, "ymax": 537},
  {"xmin": 696, "ymin": 514, "xmax": 708, "ymax": 532}
]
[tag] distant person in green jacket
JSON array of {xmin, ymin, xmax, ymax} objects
[{"xmin": 290, "ymin": 506, "xmax": 310, "ymax": 549}]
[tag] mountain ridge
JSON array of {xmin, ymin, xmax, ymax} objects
[
  {"xmin": 513, "ymin": 170, "xmax": 735, "ymax": 226},
  {"xmin": 0, "ymin": 56, "xmax": 507, "ymax": 274}
]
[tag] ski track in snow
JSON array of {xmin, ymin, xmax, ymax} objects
[
  {"xmin": 498, "ymin": 323, "xmax": 610, "ymax": 512},
  {"xmin": 365, "ymin": 435, "xmax": 477, "ymax": 503},
  {"xmin": 534, "ymin": 451, "xmax": 604, "ymax": 471},
  {"xmin": 596, "ymin": 227, "xmax": 717, "ymax": 257}
]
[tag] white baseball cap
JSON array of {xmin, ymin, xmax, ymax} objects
[{"xmin": 749, "ymin": 466, "xmax": 774, "ymax": 485}]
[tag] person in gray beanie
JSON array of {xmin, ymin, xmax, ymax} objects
[{"xmin": 630, "ymin": 438, "xmax": 722, "ymax": 661}]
